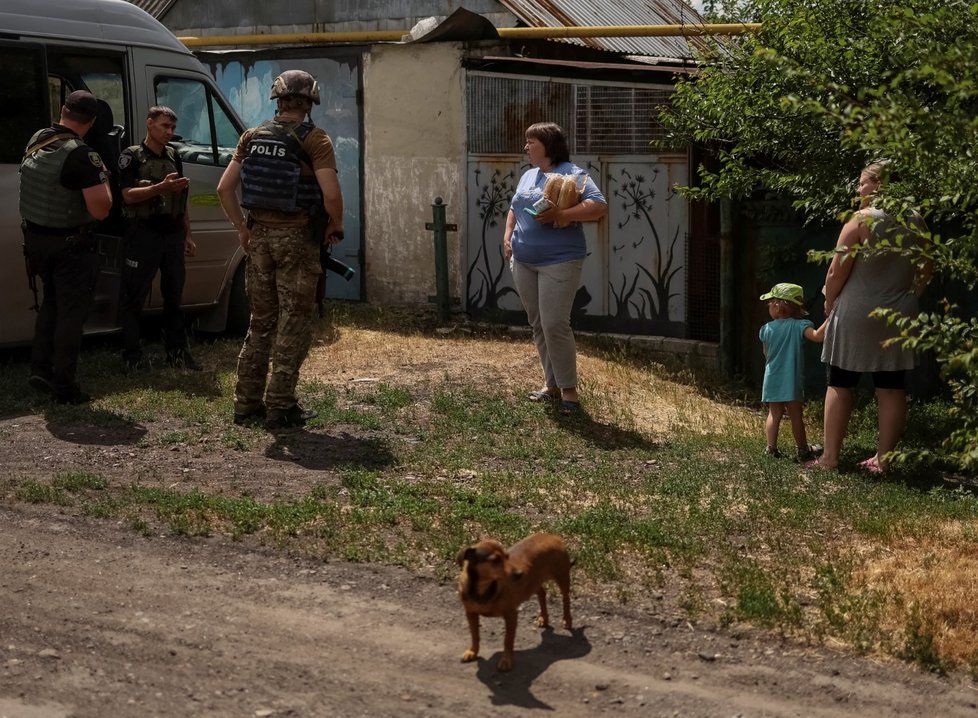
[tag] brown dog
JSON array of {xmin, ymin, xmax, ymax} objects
[{"xmin": 456, "ymin": 532, "xmax": 572, "ymax": 671}]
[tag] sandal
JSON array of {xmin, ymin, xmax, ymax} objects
[
  {"xmin": 559, "ymin": 400, "xmax": 581, "ymax": 415},
  {"xmin": 858, "ymin": 457, "xmax": 885, "ymax": 474},
  {"xmin": 803, "ymin": 458, "xmax": 835, "ymax": 470},
  {"xmin": 796, "ymin": 444, "xmax": 823, "ymax": 462},
  {"xmin": 528, "ymin": 390, "xmax": 559, "ymax": 402}
]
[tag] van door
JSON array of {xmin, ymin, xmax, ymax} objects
[
  {"xmin": 45, "ymin": 51, "xmax": 129, "ymax": 335},
  {"xmin": 0, "ymin": 41, "xmax": 49, "ymax": 347},
  {"xmin": 145, "ymin": 70, "xmax": 242, "ymax": 313},
  {"xmin": 0, "ymin": 42, "xmax": 127, "ymax": 345}
]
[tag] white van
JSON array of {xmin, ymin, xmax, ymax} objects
[{"xmin": 0, "ymin": 0, "xmax": 247, "ymax": 347}]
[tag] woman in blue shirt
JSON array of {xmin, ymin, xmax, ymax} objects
[{"xmin": 502, "ymin": 122, "xmax": 607, "ymax": 413}]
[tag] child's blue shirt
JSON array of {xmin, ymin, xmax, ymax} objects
[{"xmin": 759, "ymin": 317, "xmax": 814, "ymax": 403}]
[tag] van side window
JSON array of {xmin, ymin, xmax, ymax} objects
[
  {"xmin": 0, "ymin": 43, "xmax": 48, "ymax": 164},
  {"xmin": 81, "ymin": 72, "xmax": 126, "ymax": 132},
  {"xmin": 155, "ymin": 77, "xmax": 237, "ymax": 167}
]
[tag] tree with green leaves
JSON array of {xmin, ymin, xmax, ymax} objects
[{"xmin": 664, "ymin": 0, "xmax": 978, "ymax": 472}]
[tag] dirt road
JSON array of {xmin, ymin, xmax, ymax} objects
[{"xmin": 2, "ymin": 504, "xmax": 977, "ymax": 718}]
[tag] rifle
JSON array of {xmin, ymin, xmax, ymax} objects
[
  {"xmin": 311, "ymin": 207, "xmax": 355, "ymax": 318},
  {"xmin": 24, "ymin": 246, "xmax": 40, "ymax": 311},
  {"xmin": 21, "ymin": 223, "xmax": 40, "ymax": 311}
]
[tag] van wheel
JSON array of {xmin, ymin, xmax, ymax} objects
[{"xmin": 225, "ymin": 263, "xmax": 249, "ymax": 336}]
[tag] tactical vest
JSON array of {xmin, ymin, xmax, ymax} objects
[
  {"xmin": 239, "ymin": 120, "xmax": 323, "ymax": 213},
  {"xmin": 123, "ymin": 144, "xmax": 188, "ymax": 220},
  {"xmin": 19, "ymin": 130, "xmax": 93, "ymax": 229}
]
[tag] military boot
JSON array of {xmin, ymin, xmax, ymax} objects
[
  {"xmin": 166, "ymin": 348, "xmax": 201, "ymax": 371},
  {"xmin": 264, "ymin": 404, "xmax": 317, "ymax": 430}
]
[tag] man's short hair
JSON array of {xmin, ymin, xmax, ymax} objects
[
  {"xmin": 62, "ymin": 90, "xmax": 98, "ymax": 123},
  {"xmin": 147, "ymin": 106, "xmax": 178, "ymax": 122}
]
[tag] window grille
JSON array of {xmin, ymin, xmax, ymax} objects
[
  {"xmin": 467, "ymin": 75, "xmax": 574, "ymax": 154},
  {"xmin": 467, "ymin": 73, "xmax": 674, "ymax": 155},
  {"xmin": 575, "ymin": 85, "xmax": 675, "ymax": 153}
]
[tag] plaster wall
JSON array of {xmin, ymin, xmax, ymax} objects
[{"xmin": 362, "ymin": 42, "xmax": 466, "ymax": 305}]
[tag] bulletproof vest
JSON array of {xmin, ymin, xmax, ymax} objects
[
  {"xmin": 19, "ymin": 130, "xmax": 93, "ymax": 229},
  {"xmin": 123, "ymin": 144, "xmax": 188, "ymax": 220},
  {"xmin": 239, "ymin": 120, "xmax": 323, "ymax": 212}
]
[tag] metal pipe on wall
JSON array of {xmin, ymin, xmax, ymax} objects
[{"xmin": 178, "ymin": 23, "xmax": 761, "ymax": 48}]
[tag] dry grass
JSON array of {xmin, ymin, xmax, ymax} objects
[
  {"xmin": 305, "ymin": 327, "xmax": 535, "ymax": 396},
  {"xmin": 8, "ymin": 304, "xmax": 973, "ymax": 673},
  {"xmin": 302, "ymin": 321, "xmax": 754, "ymax": 439},
  {"xmin": 302, "ymin": 314, "xmax": 978, "ymax": 674},
  {"xmin": 864, "ymin": 524, "xmax": 978, "ymax": 671}
]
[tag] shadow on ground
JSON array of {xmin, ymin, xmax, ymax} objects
[{"xmin": 475, "ymin": 627, "xmax": 591, "ymax": 710}]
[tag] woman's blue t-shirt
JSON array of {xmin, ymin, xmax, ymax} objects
[{"xmin": 509, "ymin": 162, "xmax": 606, "ymax": 266}]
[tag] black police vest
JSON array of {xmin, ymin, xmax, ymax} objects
[
  {"xmin": 123, "ymin": 144, "xmax": 188, "ymax": 220},
  {"xmin": 239, "ymin": 121, "xmax": 323, "ymax": 213}
]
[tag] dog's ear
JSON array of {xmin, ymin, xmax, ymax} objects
[{"xmin": 456, "ymin": 547, "xmax": 475, "ymax": 567}]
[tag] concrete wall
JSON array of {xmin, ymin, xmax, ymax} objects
[{"xmin": 362, "ymin": 42, "xmax": 466, "ymax": 305}]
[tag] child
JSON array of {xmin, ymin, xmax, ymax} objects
[{"xmin": 758, "ymin": 283, "xmax": 828, "ymax": 461}]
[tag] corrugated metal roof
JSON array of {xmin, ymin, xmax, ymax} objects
[
  {"xmin": 496, "ymin": 0, "xmax": 710, "ymax": 59},
  {"xmin": 125, "ymin": 0, "xmax": 176, "ymax": 19}
]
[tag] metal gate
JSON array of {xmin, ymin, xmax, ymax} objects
[{"xmin": 464, "ymin": 72, "xmax": 690, "ymax": 336}]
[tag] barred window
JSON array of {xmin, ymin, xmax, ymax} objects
[{"xmin": 467, "ymin": 73, "xmax": 673, "ymax": 155}]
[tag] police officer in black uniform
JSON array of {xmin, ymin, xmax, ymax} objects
[
  {"xmin": 117, "ymin": 105, "xmax": 199, "ymax": 371},
  {"xmin": 20, "ymin": 90, "xmax": 113, "ymax": 404}
]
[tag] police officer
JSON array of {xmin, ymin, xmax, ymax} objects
[
  {"xmin": 217, "ymin": 70, "xmax": 344, "ymax": 430},
  {"xmin": 118, "ymin": 106, "xmax": 199, "ymax": 371},
  {"xmin": 20, "ymin": 90, "xmax": 112, "ymax": 404}
]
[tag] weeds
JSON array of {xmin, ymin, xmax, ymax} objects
[
  {"xmin": 899, "ymin": 603, "xmax": 952, "ymax": 674},
  {"xmin": 3, "ymin": 308, "xmax": 978, "ymax": 674}
]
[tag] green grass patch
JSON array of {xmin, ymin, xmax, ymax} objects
[
  {"xmin": 4, "ymin": 317, "xmax": 978, "ymax": 674},
  {"xmin": 54, "ymin": 471, "xmax": 108, "ymax": 492},
  {"xmin": 16, "ymin": 480, "xmax": 73, "ymax": 505}
]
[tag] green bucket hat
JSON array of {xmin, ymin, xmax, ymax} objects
[{"xmin": 759, "ymin": 282, "xmax": 805, "ymax": 306}]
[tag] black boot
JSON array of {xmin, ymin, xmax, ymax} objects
[
  {"xmin": 166, "ymin": 348, "xmax": 201, "ymax": 371},
  {"xmin": 264, "ymin": 404, "xmax": 317, "ymax": 430}
]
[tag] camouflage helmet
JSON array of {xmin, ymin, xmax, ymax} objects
[{"xmin": 269, "ymin": 70, "xmax": 320, "ymax": 105}]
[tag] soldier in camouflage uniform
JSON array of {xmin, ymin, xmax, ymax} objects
[
  {"xmin": 117, "ymin": 106, "xmax": 199, "ymax": 371},
  {"xmin": 217, "ymin": 70, "xmax": 344, "ymax": 430}
]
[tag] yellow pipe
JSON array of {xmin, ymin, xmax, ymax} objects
[
  {"xmin": 180, "ymin": 31, "xmax": 406, "ymax": 47},
  {"xmin": 499, "ymin": 23, "xmax": 761, "ymax": 39},
  {"xmin": 178, "ymin": 23, "xmax": 761, "ymax": 48}
]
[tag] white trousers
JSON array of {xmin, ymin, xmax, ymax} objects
[{"xmin": 512, "ymin": 258, "xmax": 584, "ymax": 390}]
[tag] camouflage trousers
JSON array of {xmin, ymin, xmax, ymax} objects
[{"xmin": 234, "ymin": 222, "xmax": 322, "ymax": 415}]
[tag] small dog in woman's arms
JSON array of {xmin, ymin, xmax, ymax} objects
[{"xmin": 455, "ymin": 532, "xmax": 573, "ymax": 671}]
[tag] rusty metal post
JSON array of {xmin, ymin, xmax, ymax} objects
[{"xmin": 425, "ymin": 197, "xmax": 457, "ymax": 322}]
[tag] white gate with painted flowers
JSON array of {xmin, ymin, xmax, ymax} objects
[{"xmin": 463, "ymin": 73, "xmax": 689, "ymax": 336}]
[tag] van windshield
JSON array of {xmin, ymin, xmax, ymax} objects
[{"xmin": 155, "ymin": 76, "xmax": 238, "ymax": 166}]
